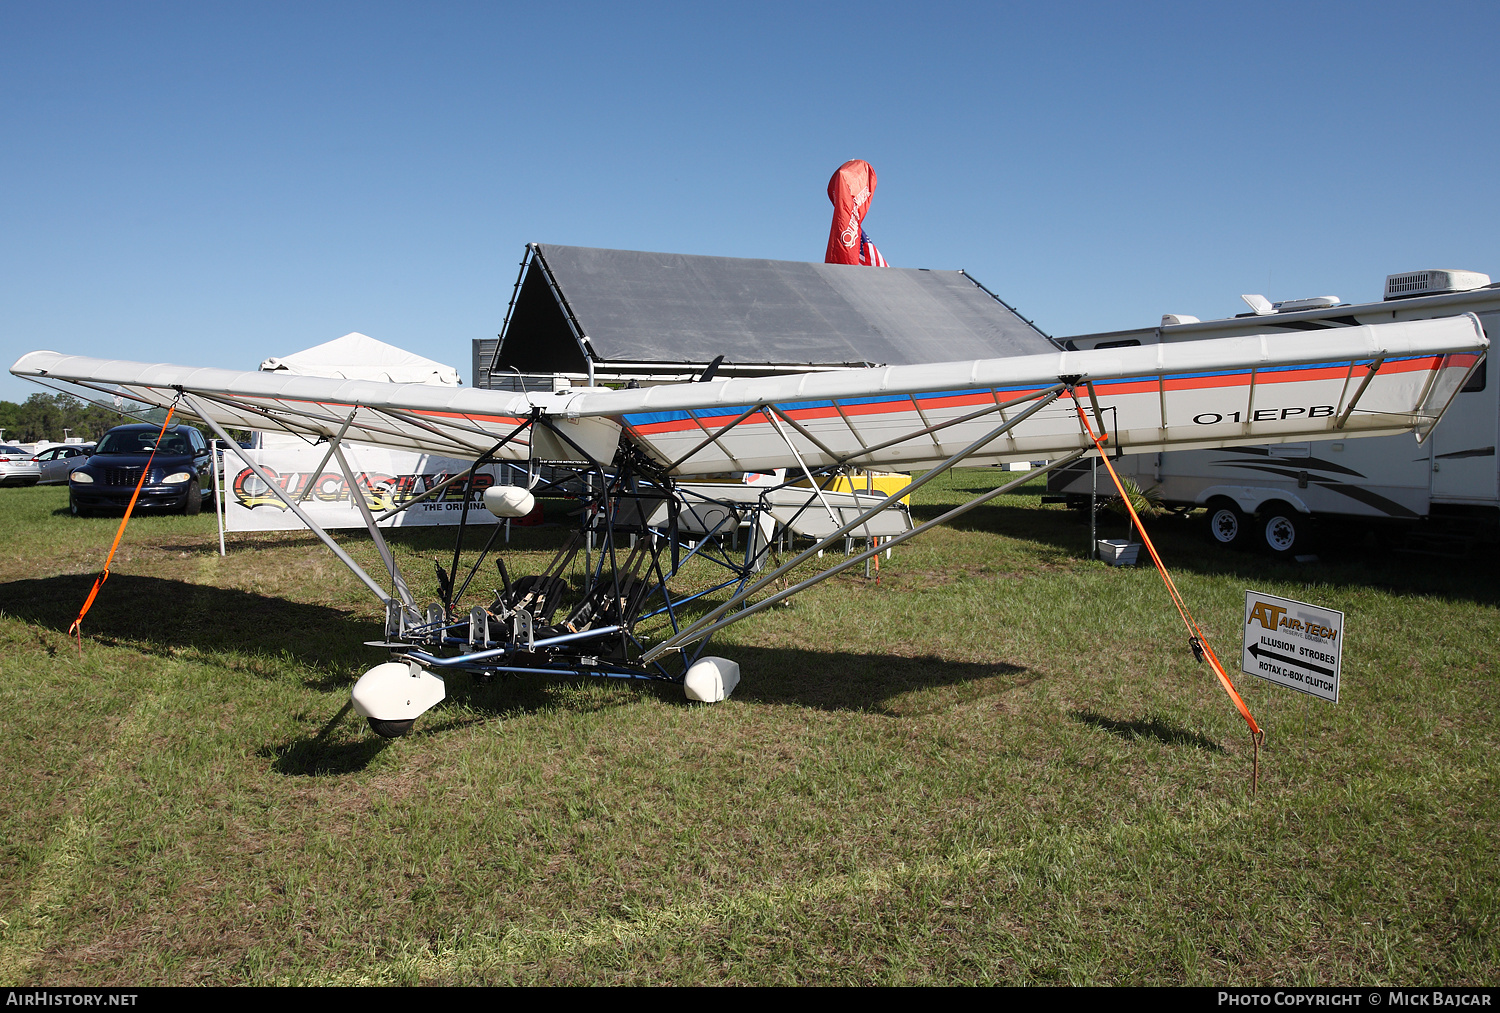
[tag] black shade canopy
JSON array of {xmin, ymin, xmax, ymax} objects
[{"xmin": 491, "ymin": 244, "xmax": 1055, "ymax": 379}]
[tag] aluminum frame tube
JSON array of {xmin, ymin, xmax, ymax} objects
[
  {"xmin": 331, "ymin": 441, "xmax": 415, "ymax": 608},
  {"xmin": 1335, "ymin": 357, "xmax": 1387, "ymax": 429},
  {"xmin": 403, "ymin": 624, "xmax": 624, "ymax": 668},
  {"xmin": 646, "ymin": 450, "xmax": 1088, "ymax": 655},
  {"xmin": 183, "ymin": 393, "xmax": 396, "ymax": 607},
  {"xmin": 297, "ymin": 408, "xmax": 360, "ymax": 504},
  {"xmin": 761, "ymin": 407, "xmax": 843, "ymax": 530},
  {"xmin": 641, "ymin": 384, "xmax": 1065, "ymax": 662},
  {"xmin": 370, "ymin": 467, "xmax": 477, "ymax": 522}
]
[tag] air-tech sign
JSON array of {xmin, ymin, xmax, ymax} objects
[{"xmin": 1242, "ymin": 591, "xmax": 1344, "ymax": 703}]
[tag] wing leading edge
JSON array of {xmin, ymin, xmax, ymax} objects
[
  {"xmin": 7, "ymin": 351, "xmax": 622, "ymax": 463},
  {"xmin": 559, "ymin": 314, "xmax": 1487, "ymax": 474},
  {"xmin": 10, "ymin": 314, "xmax": 1485, "ymax": 474}
]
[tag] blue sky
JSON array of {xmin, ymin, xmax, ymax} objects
[{"xmin": 4, "ymin": 2, "xmax": 1498, "ymax": 402}]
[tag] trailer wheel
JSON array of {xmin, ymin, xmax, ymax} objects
[
  {"xmin": 1205, "ymin": 500, "xmax": 1249, "ymax": 549},
  {"xmin": 1259, "ymin": 503, "xmax": 1309, "ymax": 558}
]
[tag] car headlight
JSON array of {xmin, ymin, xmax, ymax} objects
[
  {"xmin": 160, "ymin": 471, "xmax": 194, "ymax": 484},
  {"xmin": 70, "ymin": 471, "xmax": 94, "ymax": 484}
]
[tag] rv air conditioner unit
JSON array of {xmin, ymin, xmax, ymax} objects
[
  {"xmin": 1271, "ymin": 295, "xmax": 1342, "ymax": 312},
  {"xmin": 1240, "ymin": 294, "xmax": 1342, "ymax": 315},
  {"xmin": 1384, "ymin": 270, "xmax": 1491, "ymax": 300}
]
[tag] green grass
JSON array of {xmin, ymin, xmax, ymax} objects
[{"xmin": 0, "ymin": 477, "xmax": 1495, "ymax": 985}]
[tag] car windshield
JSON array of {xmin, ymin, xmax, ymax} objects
[{"xmin": 95, "ymin": 431, "xmax": 192, "ymax": 455}]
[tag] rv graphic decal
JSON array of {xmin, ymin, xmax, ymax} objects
[
  {"xmin": 1209, "ymin": 449, "xmax": 1420, "ymax": 517},
  {"xmin": 1215, "ymin": 446, "xmax": 1365, "ymax": 476},
  {"xmin": 1433, "ymin": 446, "xmax": 1496, "ymax": 460}
]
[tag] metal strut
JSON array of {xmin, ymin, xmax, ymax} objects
[
  {"xmin": 330, "ymin": 441, "xmax": 415, "ymax": 609},
  {"xmin": 1335, "ymin": 356, "xmax": 1387, "ymax": 429},
  {"xmin": 643, "ymin": 450, "xmax": 1087, "ymax": 659},
  {"xmin": 297, "ymin": 408, "xmax": 361, "ymax": 504},
  {"xmin": 182, "ymin": 392, "xmax": 396, "ymax": 607},
  {"xmin": 642, "ymin": 383, "xmax": 1068, "ymax": 662}
]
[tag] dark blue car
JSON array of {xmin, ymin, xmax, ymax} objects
[{"xmin": 68, "ymin": 423, "xmax": 214, "ymax": 516}]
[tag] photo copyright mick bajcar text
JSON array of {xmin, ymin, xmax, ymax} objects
[{"xmin": 1220, "ymin": 994, "xmax": 1492, "ymax": 1007}]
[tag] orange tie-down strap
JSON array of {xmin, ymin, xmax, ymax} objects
[
  {"xmin": 68, "ymin": 405, "xmax": 178, "ymax": 645},
  {"xmin": 1068, "ymin": 391, "xmax": 1262, "ymax": 738}
]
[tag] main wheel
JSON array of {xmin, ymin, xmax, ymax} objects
[
  {"xmin": 367, "ymin": 718, "xmax": 415, "ymax": 738},
  {"xmin": 1205, "ymin": 500, "xmax": 1249, "ymax": 549},
  {"xmin": 1259, "ymin": 505, "xmax": 1310, "ymax": 558}
]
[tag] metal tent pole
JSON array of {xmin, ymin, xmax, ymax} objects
[
  {"xmin": 1090, "ymin": 454, "xmax": 1098, "ymax": 561},
  {"xmin": 213, "ymin": 439, "xmax": 226, "ymax": 557}
]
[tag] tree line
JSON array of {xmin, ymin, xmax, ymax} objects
[{"xmin": 0, "ymin": 393, "xmax": 149, "ymax": 444}]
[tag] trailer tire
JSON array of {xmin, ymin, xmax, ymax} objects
[
  {"xmin": 1205, "ymin": 499, "xmax": 1250, "ymax": 549},
  {"xmin": 1259, "ymin": 503, "xmax": 1310, "ymax": 558}
]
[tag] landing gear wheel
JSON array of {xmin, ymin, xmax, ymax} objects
[
  {"xmin": 1206, "ymin": 501, "xmax": 1249, "ymax": 549},
  {"xmin": 1260, "ymin": 506, "xmax": 1309, "ymax": 558},
  {"xmin": 367, "ymin": 718, "xmax": 415, "ymax": 738}
]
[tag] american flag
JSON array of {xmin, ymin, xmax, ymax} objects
[{"xmin": 859, "ymin": 228, "xmax": 889, "ymax": 268}]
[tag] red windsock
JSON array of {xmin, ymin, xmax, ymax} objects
[{"xmin": 825, "ymin": 159, "xmax": 877, "ymax": 265}]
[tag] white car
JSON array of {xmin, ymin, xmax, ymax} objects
[
  {"xmin": 0, "ymin": 445, "xmax": 41, "ymax": 486},
  {"xmin": 33, "ymin": 444, "xmax": 95, "ymax": 484}
]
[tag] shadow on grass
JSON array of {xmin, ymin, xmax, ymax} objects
[
  {"xmin": 332, "ymin": 640, "xmax": 1020, "ymax": 731},
  {"xmin": 699, "ymin": 644, "xmax": 1034, "ymax": 715},
  {"xmin": 4, "ymin": 570, "xmax": 1046, "ymax": 773},
  {"xmin": 145, "ymin": 518, "xmax": 582, "ymax": 564},
  {"xmin": 267, "ymin": 737, "xmax": 389, "ymax": 775},
  {"xmin": 910, "ymin": 496, "xmax": 1500, "ymax": 608},
  {"xmin": 262, "ymin": 668, "xmax": 675, "ymax": 776},
  {"xmin": 1, "ymin": 569, "xmax": 1037, "ymax": 712},
  {"xmin": 262, "ymin": 702, "xmax": 394, "ymax": 775},
  {"xmin": 274, "ymin": 643, "xmax": 1038, "ymax": 775},
  {"xmin": 1069, "ymin": 709, "xmax": 1225, "ymax": 751},
  {"xmin": 0, "ymin": 573, "xmax": 373, "ymax": 678}
]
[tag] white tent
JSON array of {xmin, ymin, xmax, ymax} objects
[
  {"xmin": 254, "ymin": 333, "xmax": 461, "ymax": 450},
  {"xmin": 260, "ymin": 332, "xmax": 461, "ymax": 386}
]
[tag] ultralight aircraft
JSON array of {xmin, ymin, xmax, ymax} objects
[{"xmin": 10, "ymin": 311, "xmax": 1487, "ymax": 737}]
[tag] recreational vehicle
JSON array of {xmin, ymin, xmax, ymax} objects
[{"xmin": 1049, "ymin": 270, "xmax": 1499, "ymax": 556}]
